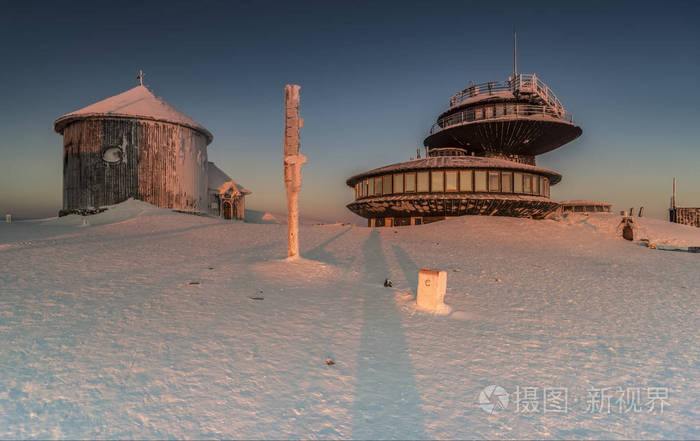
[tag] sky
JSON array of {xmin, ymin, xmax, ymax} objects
[{"xmin": 0, "ymin": 0, "xmax": 698, "ymax": 221}]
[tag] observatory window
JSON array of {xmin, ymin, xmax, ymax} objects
[
  {"xmin": 502, "ymin": 172, "xmax": 513, "ymax": 193},
  {"xmin": 474, "ymin": 171, "xmax": 487, "ymax": 192},
  {"xmin": 539, "ymin": 177, "xmax": 546, "ymax": 196},
  {"xmin": 375, "ymin": 177, "xmax": 383, "ymax": 195},
  {"xmin": 431, "ymin": 171, "xmax": 444, "ymax": 192},
  {"xmin": 417, "ymin": 172, "xmax": 429, "ymax": 192},
  {"xmin": 475, "ymin": 108, "xmax": 483, "ymax": 120},
  {"xmin": 383, "ymin": 175, "xmax": 393, "ymax": 195},
  {"xmin": 369, "ymin": 178, "xmax": 374, "ymax": 196},
  {"xmin": 405, "ymin": 172, "xmax": 416, "ymax": 192},
  {"xmin": 534, "ymin": 175, "xmax": 540, "ymax": 195},
  {"xmin": 459, "ymin": 170, "xmax": 472, "ymax": 191},
  {"xmin": 523, "ymin": 175, "xmax": 532, "ymax": 194},
  {"xmin": 393, "ymin": 173, "xmax": 404, "ymax": 194},
  {"xmin": 485, "ymin": 106, "xmax": 494, "ymax": 119},
  {"xmin": 445, "ymin": 171, "xmax": 458, "ymax": 192},
  {"xmin": 514, "ymin": 173, "xmax": 523, "ymax": 193},
  {"xmin": 488, "ymin": 172, "xmax": 500, "ymax": 192},
  {"xmin": 495, "ymin": 105, "xmax": 504, "ymax": 118}
]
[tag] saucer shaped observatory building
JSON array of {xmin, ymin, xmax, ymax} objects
[
  {"xmin": 54, "ymin": 76, "xmax": 213, "ymax": 215},
  {"xmin": 346, "ymin": 57, "xmax": 582, "ymax": 226}
]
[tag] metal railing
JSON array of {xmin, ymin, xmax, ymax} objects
[
  {"xmin": 448, "ymin": 73, "xmax": 567, "ymax": 117},
  {"xmin": 430, "ymin": 102, "xmax": 574, "ymax": 135}
]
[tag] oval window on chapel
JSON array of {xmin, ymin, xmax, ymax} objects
[{"xmin": 102, "ymin": 146, "xmax": 123, "ymax": 164}]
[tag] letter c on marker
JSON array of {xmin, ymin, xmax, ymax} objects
[{"xmin": 425, "ymin": 280, "xmax": 431, "ymax": 286}]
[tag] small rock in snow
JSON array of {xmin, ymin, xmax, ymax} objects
[
  {"xmin": 188, "ymin": 281, "xmax": 200, "ymax": 285},
  {"xmin": 325, "ymin": 358, "xmax": 335, "ymax": 366},
  {"xmin": 494, "ymin": 278, "xmax": 501, "ymax": 282},
  {"xmin": 383, "ymin": 279, "xmax": 393, "ymax": 287},
  {"xmin": 249, "ymin": 297, "xmax": 264, "ymax": 301}
]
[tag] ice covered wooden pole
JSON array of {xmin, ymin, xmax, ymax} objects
[{"xmin": 284, "ymin": 85, "xmax": 306, "ymax": 259}]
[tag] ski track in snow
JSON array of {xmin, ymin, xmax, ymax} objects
[{"xmin": 0, "ymin": 201, "xmax": 698, "ymax": 439}]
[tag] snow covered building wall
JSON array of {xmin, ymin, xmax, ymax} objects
[{"xmin": 54, "ymin": 84, "xmax": 213, "ymax": 214}]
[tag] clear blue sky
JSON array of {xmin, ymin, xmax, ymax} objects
[{"xmin": 1, "ymin": 0, "xmax": 698, "ymax": 221}]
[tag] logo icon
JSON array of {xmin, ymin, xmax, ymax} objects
[{"xmin": 478, "ymin": 385, "xmax": 509, "ymax": 414}]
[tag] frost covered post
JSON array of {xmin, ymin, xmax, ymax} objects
[
  {"xmin": 284, "ymin": 85, "xmax": 306, "ymax": 259},
  {"xmin": 416, "ymin": 269, "xmax": 450, "ymax": 314}
]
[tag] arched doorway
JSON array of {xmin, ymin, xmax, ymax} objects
[{"xmin": 223, "ymin": 201, "xmax": 233, "ymax": 220}]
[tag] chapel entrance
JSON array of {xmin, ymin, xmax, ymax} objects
[{"xmin": 223, "ymin": 201, "xmax": 233, "ymax": 220}]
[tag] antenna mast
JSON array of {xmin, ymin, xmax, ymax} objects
[{"xmin": 513, "ymin": 31, "xmax": 518, "ymax": 77}]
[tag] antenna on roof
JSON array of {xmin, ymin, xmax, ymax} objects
[
  {"xmin": 137, "ymin": 70, "xmax": 145, "ymax": 86},
  {"xmin": 513, "ymin": 30, "xmax": 518, "ymax": 77}
]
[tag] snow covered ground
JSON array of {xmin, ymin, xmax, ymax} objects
[{"xmin": 0, "ymin": 200, "xmax": 698, "ymax": 439}]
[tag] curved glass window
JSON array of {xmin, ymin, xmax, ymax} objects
[
  {"xmin": 405, "ymin": 172, "xmax": 416, "ymax": 192},
  {"xmin": 502, "ymin": 172, "xmax": 512, "ymax": 193},
  {"xmin": 488, "ymin": 172, "xmax": 500, "ymax": 192},
  {"xmin": 393, "ymin": 173, "xmax": 404, "ymax": 194},
  {"xmin": 514, "ymin": 173, "xmax": 523, "ymax": 193},
  {"xmin": 459, "ymin": 170, "xmax": 472, "ymax": 191},
  {"xmin": 374, "ymin": 176, "xmax": 383, "ymax": 195},
  {"xmin": 431, "ymin": 171, "xmax": 444, "ymax": 192},
  {"xmin": 445, "ymin": 170, "xmax": 457, "ymax": 192},
  {"xmin": 417, "ymin": 171, "xmax": 429, "ymax": 192},
  {"xmin": 474, "ymin": 170, "xmax": 487, "ymax": 192},
  {"xmin": 354, "ymin": 169, "xmax": 553, "ymax": 199},
  {"xmin": 382, "ymin": 175, "xmax": 392, "ymax": 195}
]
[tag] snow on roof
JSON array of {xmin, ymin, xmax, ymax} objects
[
  {"xmin": 54, "ymin": 85, "xmax": 213, "ymax": 143},
  {"xmin": 346, "ymin": 156, "xmax": 562, "ymax": 186},
  {"xmin": 207, "ymin": 162, "xmax": 251, "ymax": 196}
]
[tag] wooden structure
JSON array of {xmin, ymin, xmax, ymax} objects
[
  {"xmin": 670, "ymin": 207, "xmax": 700, "ymax": 228},
  {"xmin": 54, "ymin": 81, "xmax": 217, "ymax": 215},
  {"xmin": 207, "ymin": 161, "xmax": 250, "ymax": 220},
  {"xmin": 560, "ymin": 200, "xmax": 612, "ymax": 214},
  {"xmin": 283, "ymin": 85, "xmax": 306, "ymax": 258},
  {"xmin": 346, "ymin": 63, "xmax": 581, "ymax": 226},
  {"xmin": 669, "ymin": 178, "xmax": 700, "ymax": 227}
]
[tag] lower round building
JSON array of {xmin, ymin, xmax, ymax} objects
[{"xmin": 346, "ymin": 154, "xmax": 560, "ymax": 227}]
